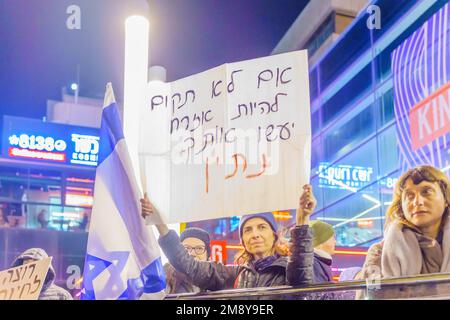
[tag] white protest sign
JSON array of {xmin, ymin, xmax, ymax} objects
[
  {"xmin": 0, "ymin": 257, "xmax": 52, "ymax": 300},
  {"xmin": 140, "ymin": 50, "xmax": 311, "ymax": 224}
]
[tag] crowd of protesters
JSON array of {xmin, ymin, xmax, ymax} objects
[
  {"xmin": 3, "ymin": 164, "xmax": 450, "ymax": 300},
  {"xmin": 141, "ymin": 164, "xmax": 450, "ymax": 299}
]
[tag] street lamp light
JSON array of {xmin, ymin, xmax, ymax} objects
[{"xmin": 124, "ymin": 15, "xmax": 149, "ymax": 193}]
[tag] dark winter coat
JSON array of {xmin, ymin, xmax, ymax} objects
[
  {"xmin": 307, "ymin": 250, "xmax": 343, "ymax": 300},
  {"xmin": 158, "ymin": 225, "xmax": 314, "ymax": 294},
  {"xmin": 313, "ymin": 252, "xmax": 333, "ymax": 283}
]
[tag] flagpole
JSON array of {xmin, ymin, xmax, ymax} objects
[
  {"xmin": 139, "ymin": 65, "xmax": 168, "ymax": 193},
  {"xmin": 123, "ymin": 15, "xmax": 149, "ymax": 195}
]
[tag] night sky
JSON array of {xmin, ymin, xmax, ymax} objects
[{"xmin": 0, "ymin": 0, "xmax": 309, "ymax": 120}]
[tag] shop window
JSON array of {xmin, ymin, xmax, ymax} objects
[
  {"xmin": 318, "ymin": 15, "xmax": 371, "ymax": 90},
  {"xmin": 309, "ymin": 69, "xmax": 319, "ymax": 102},
  {"xmin": 64, "ymin": 170, "xmax": 95, "ymax": 209},
  {"xmin": 322, "ymin": 185, "xmax": 383, "ymax": 247},
  {"xmin": 27, "ymin": 169, "xmax": 62, "ymax": 205},
  {"xmin": 323, "ymin": 102, "xmax": 376, "ymax": 164},
  {"xmin": 378, "ymin": 125, "xmax": 399, "ymax": 178},
  {"xmin": 311, "ymin": 135, "xmax": 322, "ymax": 174},
  {"xmin": 321, "ymin": 64, "xmax": 373, "ymax": 128},
  {"xmin": 377, "ymin": 88, "xmax": 395, "ymax": 127},
  {"xmin": 311, "ymin": 110, "xmax": 321, "ymax": 137},
  {"xmin": 305, "ymin": 13, "xmax": 335, "ymax": 58},
  {"xmin": 321, "ymin": 138, "xmax": 379, "ymax": 208}
]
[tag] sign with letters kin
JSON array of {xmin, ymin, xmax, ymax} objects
[
  {"xmin": 410, "ymin": 82, "xmax": 450, "ymax": 151},
  {"xmin": 392, "ymin": 3, "xmax": 450, "ymax": 171}
]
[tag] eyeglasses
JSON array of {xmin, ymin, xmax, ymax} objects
[{"xmin": 183, "ymin": 245, "xmax": 206, "ymax": 255}]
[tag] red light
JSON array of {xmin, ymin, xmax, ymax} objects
[
  {"xmin": 334, "ymin": 250, "xmax": 367, "ymax": 256},
  {"xmin": 410, "ymin": 81, "xmax": 450, "ymax": 150},
  {"xmin": 272, "ymin": 211, "xmax": 292, "ymax": 221},
  {"xmin": 357, "ymin": 220, "xmax": 374, "ymax": 228},
  {"xmin": 9, "ymin": 147, "xmax": 66, "ymax": 162},
  {"xmin": 66, "ymin": 177, "xmax": 95, "ymax": 184}
]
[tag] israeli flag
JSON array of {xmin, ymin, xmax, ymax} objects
[{"xmin": 81, "ymin": 83, "xmax": 166, "ymax": 300}]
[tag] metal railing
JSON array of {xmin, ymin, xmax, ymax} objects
[{"xmin": 164, "ymin": 272, "xmax": 450, "ymax": 300}]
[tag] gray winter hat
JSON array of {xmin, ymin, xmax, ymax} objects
[{"xmin": 239, "ymin": 212, "xmax": 278, "ymax": 240}]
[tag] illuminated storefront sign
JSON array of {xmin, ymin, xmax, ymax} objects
[
  {"xmin": 8, "ymin": 133, "xmax": 67, "ymax": 162},
  {"xmin": 70, "ymin": 134, "xmax": 99, "ymax": 166},
  {"xmin": 410, "ymin": 82, "xmax": 450, "ymax": 151},
  {"xmin": 318, "ymin": 162, "xmax": 374, "ymax": 189},
  {"xmin": 357, "ymin": 220, "xmax": 374, "ymax": 229},
  {"xmin": 8, "ymin": 147, "xmax": 66, "ymax": 162},
  {"xmin": 379, "ymin": 177, "xmax": 398, "ymax": 189},
  {"xmin": 66, "ymin": 193, "xmax": 94, "ymax": 207},
  {"xmin": 2, "ymin": 116, "xmax": 100, "ymax": 167},
  {"xmin": 210, "ymin": 240, "xmax": 227, "ymax": 264}
]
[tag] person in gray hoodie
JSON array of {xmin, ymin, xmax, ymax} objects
[{"xmin": 10, "ymin": 248, "xmax": 73, "ymax": 300}]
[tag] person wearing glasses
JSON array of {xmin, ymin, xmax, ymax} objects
[
  {"xmin": 164, "ymin": 227, "xmax": 211, "ymax": 294},
  {"xmin": 141, "ymin": 185, "xmax": 315, "ymax": 294}
]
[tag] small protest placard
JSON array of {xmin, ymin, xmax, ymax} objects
[{"xmin": 0, "ymin": 257, "xmax": 52, "ymax": 300}]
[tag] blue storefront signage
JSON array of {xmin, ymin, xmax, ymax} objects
[
  {"xmin": 318, "ymin": 162, "xmax": 374, "ymax": 190},
  {"xmin": 2, "ymin": 116, "xmax": 100, "ymax": 167},
  {"xmin": 379, "ymin": 177, "xmax": 399, "ymax": 190}
]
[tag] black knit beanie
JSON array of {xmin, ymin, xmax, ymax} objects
[{"xmin": 180, "ymin": 227, "xmax": 211, "ymax": 258}]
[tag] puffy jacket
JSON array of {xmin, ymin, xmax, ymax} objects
[
  {"xmin": 158, "ymin": 225, "xmax": 314, "ymax": 294},
  {"xmin": 308, "ymin": 251, "xmax": 345, "ymax": 300},
  {"xmin": 11, "ymin": 248, "xmax": 73, "ymax": 300}
]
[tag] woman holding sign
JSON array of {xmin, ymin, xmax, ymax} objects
[{"xmin": 140, "ymin": 185, "xmax": 315, "ymax": 293}]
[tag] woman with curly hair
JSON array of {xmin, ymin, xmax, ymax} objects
[{"xmin": 382, "ymin": 165, "xmax": 450, "ymax": 278}]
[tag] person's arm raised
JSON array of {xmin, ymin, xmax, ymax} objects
[
  {"xmin": 287, "ymin": 184, "xmax": 317, "ymax": 286},
  {"xmin": 139, "ymin": 193, "xmax": 240, "ymax": 291},
  {"xmin": 296, "ymin": 184, "xmax": 317, "ymax": 225}
]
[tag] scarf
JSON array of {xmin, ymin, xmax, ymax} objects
[
  {"xmin": 381, "ymin": 218, "xmax": 450, "ymax": 278},
  {"xmin": 252, "ymin": 255, "xmax": 279, "ymax": 272}
]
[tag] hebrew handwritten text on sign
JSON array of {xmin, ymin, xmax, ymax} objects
[
  {"xmin": 0, "ymin": 257, "xmax": 51, "ymax": 300},
  {"xmin": 141, "ymin": 50, "xmax": 311, "ymax": 224}
]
